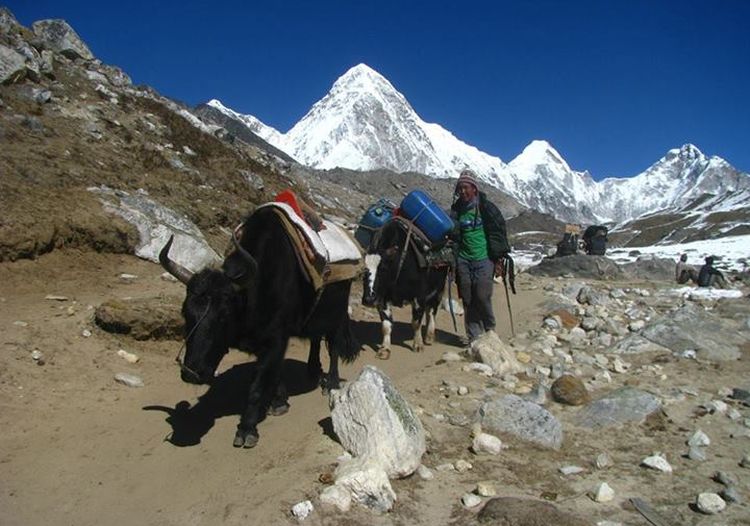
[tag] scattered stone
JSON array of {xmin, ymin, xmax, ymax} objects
[
  {"xmin": 455, "ymin": 459, "xmax": 473, "ymax": 473},
  {"xmin": 591, "ymin": 482, "xmax": 615, "ymax": 503},
  {"xmin": 461, "ymin": 493, "xmax": 482, "ymax": 508},
  {"xmin": 471, "ymin": 433, "xmax": 503, "ymax": 455},
  {"xmin": 547, "ymin": 308, "xmax": 580, "ymax": 329},
  {"xmin": 457, "ymin": 386, "xmax": 469, "ymax": 396},
  {"xmin": 319, "ymin": 485, "xmax": 351, "ymax": 512},
  {"xmin": 117, "ymin": 349, "xmax": 139, "ymax": 364},
  {"xmin": 416, "ymin": 464, "xmax": 434, "ymax": 480},
  {"xmin": 31, "ymin": 350, "xmax": 43, "ymax": 361},
  {"xmin": 595, "ymin": 453, "xmax": 612, "ymax": 469},
  {"xmin": 713, "ymin": 471, "xmax": 738, "ymax": 487},
  {"xmin": 628, "ymin": 320, "xmax": 645, "ymax": 332},
  {"xmin": 695, "ymin": 493, "xmax": 726, "ymax": 514},
  {"xmin": 290, "ymin": 500, "xmax": 313, "ymax": 519},
  {"xmin": 559, "ymin": 465, "xmax": 585, "ymax": 475},
  {"xmin": 114, "ymin": 373, "xmax": 144, "ymax": 388},
  {"xmin": 727, "ymin": 408, "xmax": 742, "ymax": 420},
  {"xmin": 334, "ymin": 457, "xmax": 396, "ymax": 512},
  {"xmin": 576, "ymin": 387, "xmax": 662, "ymax": 429},
  {"xmin": 687, "ymin": 446, "xmax": 707, "ymax": 461},
  {"xmin": 551, "ymin": 374, "xmax": 590, "ymax": 406},
  {"xmin": 641, "ymin": 454, "xmax": 672, "ymax": 473},
  {"xmin": 82, "ymin": 329, "xmax": 92, "ymax": 337},
  {"xmin": 730, "ymin": 388, "xmax": 750, "ymax": 406},
  {"xmin": 119, "ymin": 273, "xmax": 138, "ymax": 281},
  {"xmin": 45, "ymin": 295, "xmax": 69, "ymax": 301},
  {"xmin": 476, "ymin": 481, "xmax": 496, "ymax": 497},
  {"xmin": 469, "ymin": 331, "xmax": 523, "ymax": 376},
  {"xmin": 740, "ymin": 453, "xmax": 750, "ymax": 468},
  {"xmin": 478, "ymin": 496, "xmax": 592, "ymax": 525},
  {"xmin": 719, "ymin": 486, "xmax": 741, "ymax": 504},
  {"xmin": 687, "ymin": 429, "xmax": 710, "ymax": 447},
  {"xmin": 441, "ymin": 351, "xmax": 462, "ymax": 362},
  {"xmin": 13, "ymin": 320, "xmax": 28, "ymax": 327},
  {"xmin": 463, "ymin": 363, "xmax": 494, "ymax": 376},
  {"xmin": 330, "ymin": 366, "xmax": 426, "ymax": 478},
  {"xmin": 611, "ymin": 357, "xmax": 630, "ymax": 373},
  {"xmin": 435, "ymin": 463, "xmax": 455, "ymax": 472},
  {"xmin": 478, "ymin": 395, "xmax": 564, "ymax": 449}
]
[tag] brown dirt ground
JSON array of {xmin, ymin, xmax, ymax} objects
[{"xmin": 1, "ymin": 251, "xmax": 749, "ymax": 526}]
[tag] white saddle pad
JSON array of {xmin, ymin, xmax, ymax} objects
[{"xmin": 257, "ymin": 202, "xmax": 362, "ymax": 263}]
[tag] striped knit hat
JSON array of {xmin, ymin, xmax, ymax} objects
[{"xmin": 456, "ymin": 169, "xmax": 479, "ymax": 191}]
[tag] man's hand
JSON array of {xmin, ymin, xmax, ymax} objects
[{"xmin": 494, "ymin": 259, "xmax": 505, "ymax": 278}]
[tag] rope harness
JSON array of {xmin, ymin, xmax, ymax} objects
[{"xmin": 174, "ymin": 301, "xmax": 211, "ymax": 379}]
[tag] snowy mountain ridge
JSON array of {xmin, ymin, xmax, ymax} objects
[{"xmin": 206, "ymin": 64, "xmax": 750, "ymax": 225}]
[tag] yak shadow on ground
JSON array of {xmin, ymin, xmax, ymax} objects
[
  {"xmin": 351, "ymin": 318, "xmax": 460, "ymax": 353},
  {"xmin": 143, "ymin": 358, "xmax": 321, "ymax": 447}
]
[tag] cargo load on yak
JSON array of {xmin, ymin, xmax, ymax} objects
[
  {"xmin": 554, "ymin": 224, "xmax": 580, "ymax": 257},
  {"xmin": 354, "ymin": 198, "xmax": 397, "ymax": 251},
  {"xmin": 583, "ymin": 225, "xmax": 608, "ymax": 255}
]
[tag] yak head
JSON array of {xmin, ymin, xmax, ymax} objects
[
  {"xmin": 361, "ymin": 241, "xmax": 400, "ymax": 307},
  {"xmin": 159, "ymin": 232, "xmax": 257, "ymax": 385}
]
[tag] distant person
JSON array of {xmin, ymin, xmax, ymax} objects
[
  {"xmin": 697, "ymin": 256, "xmax": 729, "ymax": 288},
  {"xmin": 675, "ymin": 254, "xmax": 698, "ymax": 285},
  {"xmin": 450, "ymin": 169, "xmax": 511, "ymax": 345}
]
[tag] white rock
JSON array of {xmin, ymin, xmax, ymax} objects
[
  {"xmin": 291, "ymin": 500, "xmax": 314, "ymax": 519},
  {"xmin": 559, "ymin": 465, "xmax": 586, "ymax": 475},
  {"xmin": 641, "ymin": 454, "xmax": 673, "ymax": 473},
  {"xmin": 597, "ymin": 522, "xmax": 622, "ymax": 526},
  {"xmin": 31, "ymin": 350, "xmax": 43, "ymax": 361},
  {"xmin": 688, "ymin": 430, "xmax": 711, "ymax": 447},
  {"xmin": 611, "ymin": 357, "xmax": 630, "ymax": 373},
  {"xmin": 13, "ymin": 321, "xmax": 28, "ymax": 327},
  {"xmin": 463, "ymin": 363, "xmax": 494, "ymax": 376},
  {"xmin": 319, "ymin": 485, "xmax": 351, "ymax": 512},
  {"xmin": 595, "ymin": 453, "xmax": 612, "ymax": 469},
  {"xmin": 707, "ymin": 400, "xmax": 728, "ymax": 413},
  {"xmin": 628, "ymin": 320, "xmax": 645, "ymax": 331},
  {"xmin": 81, "ymin": 329, "xmax": 92, "ymax": 337},
  {"xmin": 695, "ymin": 493, "xmax": 726, "ymax": 514},
  {"xmin": 461, "ymin": 493, "xmax": 482, "ymax": 508},
  {"xmin": 45, "ymin": 295, "xmax": 69, "ymax": 301},
  {"xmin": 457, "ymin": 386, "xmax": 469, "ymax": 396},
  {"xmin": 416, "ymin": 464, "xmax": 434, "ymax": 480},
  {"xmin": 442, "ymin": 351, "xmax": 463, "ymax": 362},
  {"xmin": 469, "ymin": 331, "xmax": 523, "ymax": 376},
  {"xmin": 455, "ymin": 459, "xmax": 473, "ymax": 473},
  {"xmin": 727, "ymin": 408, "xmax": 742, "ymax": 420},
  {"xmin": 329, "ymin": 366, "xmax": 425, "ymax": 478},
  {"xmin": 119, "ymin": 273, "xmax": 138, "ymax": 281},
  {"xmin": 688, "ymin": 446, "xmax": 707, "ymax": 461},
  {"xmin": 114, "ymin": 372, "xmax": 144, "ymax": 388},
  {"xmin": 117, "ymin": 349, "xmax": 139, "ymax": 363},
  {"xmin": 435, "ymin": 463, "xmax": 455, "ymax": 472},
  {"xmin": 476, "ymin": 481, "xmax": 496, "ymax": 497},
  {"xmin": 592, "ymin": 482, "xmax": 615, "ymax": 502},
  {"xmin": 471, "ymin": 433, "xmax": 503, "ymax": 455},
  {"xmin": 334, "ymin": 457, "xmax": 396, "ymax": 512}
]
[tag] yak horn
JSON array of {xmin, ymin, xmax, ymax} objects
[
  {"xmin": 159, "ymin": 235, "xmax": 194, "ymax": 284},
  {"xmin": 230, "ymin": 223, "xmax": 258, "ymax": 278}
]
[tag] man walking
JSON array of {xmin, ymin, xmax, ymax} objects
[{"xmin": 450, "ymin": 169, "xmax": 511, "ymax": 345}]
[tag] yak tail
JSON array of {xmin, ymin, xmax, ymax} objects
[{"xmin": 333, "ymin": 316, "xmax": 361, "ymax": 364}]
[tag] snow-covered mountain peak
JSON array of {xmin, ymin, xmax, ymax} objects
[
  {"xmin": 203, "ymin": 98, "xmax": 282, "ymax": 144},
  {"xmin": 510, "ymin": 140, "xmax": 568, "ymax": 168},
  {"xmin": 665, "ymin": 143, "xmax": 705, "ymax": 163}
]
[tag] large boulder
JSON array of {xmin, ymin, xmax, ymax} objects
[
  {"xmin": 31, "ymin": 19, "xmax": 94, "ymax": 60},
  {"xmin": 0, "ymin": 44, "xmax": 26, "ymax": 84},
  {"xmin": 90, "ymin": 186, "xmax": 221, "ymax": 272},
  {"xmin": 329, "ymin": 366, "xmax": 425, "ymax": 478},
  {"xmin": 477, "ymin": 395, "xmax": 563, "ymax": 449},
  {"xmin": 528, "ymin": 254, "xmax": 625, "ymax": 280},
  {"xmin": 576, "ymin": 387, "xmax": 661, "ymax": 429},
  {"xmin": 622, "ymin": 255, "xmax": 676, "ymax": 281},
  {"xmin": 640, "ymin": 303, "xmax": 746, "ymax": 361}
]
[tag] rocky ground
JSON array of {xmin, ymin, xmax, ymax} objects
[{"xmin": 1, "ymin": 249, "xmax": 749, "ymax": 526}]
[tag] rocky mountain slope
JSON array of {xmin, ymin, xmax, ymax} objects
[{"xmin": 207, "ymin": 64, "xmax": 750, "ymax": 226}]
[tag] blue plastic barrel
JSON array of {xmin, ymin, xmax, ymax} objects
[
  {"xmin": 355, "ymin": 198, "xmax": 396, "ymax": 249},
  {"xmin": 399, "ymin": 190, "xmax": 454, "ymax": 243}
]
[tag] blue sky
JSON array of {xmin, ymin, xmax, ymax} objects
[{"xmin": 7, "ymin": 0, "xmax": 749, "ymax": 179}]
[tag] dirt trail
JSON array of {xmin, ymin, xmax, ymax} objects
[{"xmin": 0, "ymin": 250, "xmax": 544, "ymax": 526}]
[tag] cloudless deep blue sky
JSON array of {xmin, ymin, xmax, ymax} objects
[{"xmin": 7, "ymin": 0, "xmax": 749, "ymax": 179}]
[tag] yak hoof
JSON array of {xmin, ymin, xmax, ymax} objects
[
  {"xmin": 376, "ymin": 348, "xmax": 391, "ymax": 360},
  {"xmin": 268, "ymin": 402, "xmax": 290, "ymax": 417},
  {"xmin": 424, "ymin": 336, "xmax": 434, "ymax": 346},
  {"xmin": 321, "ymin": 375, "xmax": 340, "ymax": 394},
  {"xmin": 233, "ymin": 428, "xmax": 259, "ymax": 449}
]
